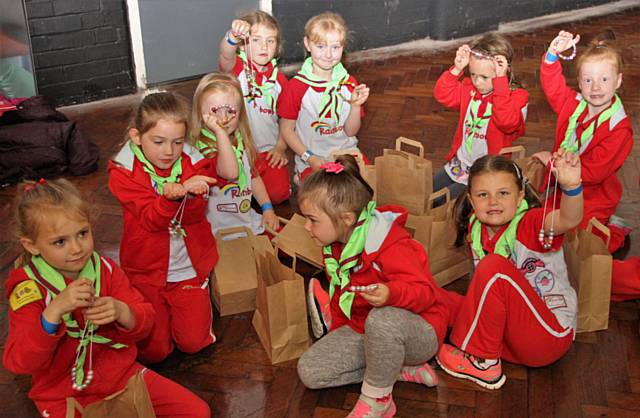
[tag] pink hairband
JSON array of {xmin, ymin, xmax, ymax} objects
[{"xmin": 320, "ymin": 162, "xmax": 344, "ymax": 174}]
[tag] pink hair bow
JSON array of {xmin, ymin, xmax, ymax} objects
[
  {"xmin": 24, "ymin": 178, "xmax": 46, "ymax": 192},
  {"xmin": 320, "ymin": 162, "xmax": 344, "ymax": 174}
]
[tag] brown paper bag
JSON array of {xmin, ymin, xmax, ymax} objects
[
  {"xmin": 563, "ymin": 218, "xmax": 612, "ymax": 333},
  {"xmin": 375, "ymin": 137, "xmax": 433, "ymax": 215},
  {"xmin": 405, "ymin": 189, "xmax": 470, "ymax": 287},
  {"xmin": 268, "ymin": 214, "xmax": 324, "ymax": 269},
  {"xmin": 211, "ymin": 227, "xmax": 260, "ymax": 316},
  {"xmin": 499, "ymin": 145, "xmax": 545, "ymax": 191},
  {"xmin": 252, "ymin": 251, "xmax": 310, "ymax": 364},
  {"xmin": 330, "ymin": 148, "xmax": 376, "ymax": 197},
  {"xmin": 66, "ymin": 370, "xmax": 156, "ymax": 418}
]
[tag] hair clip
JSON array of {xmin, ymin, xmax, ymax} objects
[
  {"xmin": 23, "ymin": 178, "xmax": 46, "ymax": 192},
  {"xmin": 470, "ymin": 49, "xmax": 493, "ymax": 60},
  {"xmin": 320, "ymin": 162, "xmax": 344, "ymax": 174}
]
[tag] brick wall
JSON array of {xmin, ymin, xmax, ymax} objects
[
  {"xmin": 273, "ymin": 0, "xmax": 615, "ymax": 63},
  {"xmin": 26, "ymin": 0, "xmax": 135, "ymax": 106}
]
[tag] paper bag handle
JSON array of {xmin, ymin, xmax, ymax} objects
[
  {"xmin": 427, "ymin": 188, "xmax": 451, "ymax": 210},
  {"xmin": 215, "ymin": 226, "xmax": 253, "ymax": 240},
  {"xmin": 269, "ymin": 240, "xmax": 299, "ymax": 274},
  {"xmin": 499, "ymin": 145, "xmax": 526, "ymax": 160},
  {"xmin": 264, "ymin": 217, "xmax": 290, "ymax": 239},
  {"xmin": 395, "ymin": 137, "xmax": 424, "ymax": 158},
  {"xmin": 586, "ymin": 217, "xmax": 611, "ymax": 248}
]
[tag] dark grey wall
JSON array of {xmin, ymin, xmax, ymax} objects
[
  {"xmin": 273, "ymin": 0, "xmax": 615, "ymax": 63},
  {"xmin": 26, "ymin": 0, "xmax": 135, "ymax": 106}
]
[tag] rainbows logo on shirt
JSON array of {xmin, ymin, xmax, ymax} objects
[
  {"xmin": 221, "ymin": 183, "xmax": 240, "ymax": 196},
  {"xmin": 311, "ymin": 121, "xmax": 331, "ymax": 132}
]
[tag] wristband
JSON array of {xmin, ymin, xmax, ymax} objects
[
  {"xmin": 301, "ymin": 149, "xmax": 314, "ymax": 163},
  {"xmin": 226, "ymin": 32, "xmax": 240, "ymax": 46},
  {"xmin": 261, "ymin": 202, "xmax": 274, "ymax": 212},
  {"xmin": 545, "ymin": 51, "xmax": 559, "ymax": 63},
  {"xmin": 40, "ymin": 314, "xmax": 60, "ymax": 335},
  {"xmin": 561, "ymin": 183, "xmax": 582, "ymax": 196}
]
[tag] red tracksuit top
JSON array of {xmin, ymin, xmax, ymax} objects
[
  {"xmin": 434, "ymin": 66, "xmax": 529, "ymax": 161},
  {"xmin": 540, "ymin": 57, "xmax": 633, "ymax": 223},
  {"xmin": 2, "ymin": 256, "xmax": 154, "ymax": 406},
  {"xmin": 108, "ymin": 144, "xmax": 218, "ymax": 287},
  {"xmin": 326, "ymin": 205, "xmax": 462, "ymax": 344}
]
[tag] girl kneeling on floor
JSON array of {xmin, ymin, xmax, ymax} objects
[{"xmin": 296, "ymin": 155, "xmax": 460, "ymax": 418}]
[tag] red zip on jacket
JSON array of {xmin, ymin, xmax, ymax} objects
[
  {"xmin": 326, "ymin": 205, "xmax": 462, "ymax": 345},
  {"xmin": 108, "ymin": 143, "xmax": 218, "ymax": 287},
  {"xmin": 434, "ymin": 66, "xmax": 529, "ymax": 162},
  {"xmin": 3, "ymin": 256, "xmax": 154, "ymax": 408},
  {"xmin": 539, "ymin": 57, "xmax": 633, "ymax": 227}
]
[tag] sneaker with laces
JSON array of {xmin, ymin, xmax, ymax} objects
[
  {"xmin": 435, "ymin": 343, "xmax": 506, "ymax": 390},
  {"xmin": 307, "ymin": 277, "xmax": 331, "ymax": 338},
  {"xmin": 398, "ymin": 361, "xmax": 438, "ymax": 387},
  {"xmin": 347, "ymin": 393, "xmax": 396, "ymax": 418}
]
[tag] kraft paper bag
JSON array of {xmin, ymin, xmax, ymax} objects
[
  {"xmin": 252, "ymin": 251, "xmax": 310, "ymax": 364},
  {"xmin": 66, "ymin": 370, "xmax": 155, "ymax": 418},
  {"xmin": 268, "ymin": 214, "xmax": 324, "ymax": 269},
  {"xmin": 499, "ymin": 145, "xmax": 545, "ymax": 191},
  {"xmin": 211, "ymin": 227, "xmax": 261, "ymax": 316},
  {"xmin": 563, "ymin": 218, "xmax": 613, "ymax": 333},
  {"xmin": 330, "ymin": 148, "xmax": 376, "ymax": 197},
  {"xmin": 405, "ymin": 189, "xmax": 470, "ymax": 287},
  {"xmin": 375, "ymin": 137, "xmax": 433, "ymax": 215}
]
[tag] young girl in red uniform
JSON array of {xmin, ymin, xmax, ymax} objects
[
  {"xmin": 433, "ymin": 33, "xmax": 528, "ymax": 201},
  {"xmin": 3, "ymin": 179, "xmax": 210, "ymax": 417},
  {"xmin": 109, "ymin": 92, "xmax": 220, "ymax": 363},
  {"xmin": 219, "ymin": 10, "xmax": 291, "ymax": 204},
  {"xmin": 536, "ymin": 30, "xmax": 632, "ymax": 252},
  {"xmin": 296, "ymin": 155, "xmax": 460, "ymax": 417},
  {"xmin": 437, "ymin": 151, "xmax": 583, "ymax": 389},
  {"xmin": 191, "ymin": 73, "xmax": 279, "ymax": 235},
  {"xmin": 278, "ymin": 12, "xmax": 370, "ymax": 183}
]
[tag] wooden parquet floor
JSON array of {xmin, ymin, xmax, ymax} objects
[{"xmin": 2, "ymin": 7, "xmax": 640, "ymax": 418}]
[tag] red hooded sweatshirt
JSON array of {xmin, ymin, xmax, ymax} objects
[{"xmin": 326, "ymin": 205, "xmax": 463, "ymax": 344}]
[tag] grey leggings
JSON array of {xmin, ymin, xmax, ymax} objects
[{"xmin": 297, "ymin": 306, "xmax": 438, "ymax": 396}]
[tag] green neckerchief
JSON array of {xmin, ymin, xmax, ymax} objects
[
  {"xmin": 464, "ymin": 98, "xmax": 492, "ymax": 153},
  {"xmin": 293, "ymin": 57, "xmax": 350, "ymax": 126},
  {"xmin": 323, "ymin": 201, "xmax": 376, "ymax": 319},
  {"xmin": 469, "ymin": 200, "xmax": 528, "ymax": 260},
  {"xmin": 199, "ymin": 128, "xmax": 247, "ymax": 190},
  {"xmin": 23, "ymin": 253, "xmax": 126, "ymax": 387},
  {"xmin": 238, "ymin": 50, "xmax": 278, "ymax": 112},
  {"xmin": 560, "ymin": 94, "xmax": 622, "ymax": 155},
  {"xmin": 129, "ymin": 141, "xmax": 182, "ymax": 194}
]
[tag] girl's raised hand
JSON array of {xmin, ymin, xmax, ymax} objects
[
  {"xmin": 359, "ymin": 283, "xmax": 390, "ymax": 307},
  {"xmin": 183, "ymin": 175, "xmax": 216, "ymax": 195},
  {"xmin": 454, "ymin": 44, "xmax": 471, "ymax": 71},
  {"xmin": 203, "ymin": 111, "xmax": 236, "ymax": 137},
  {"xmin": 44, "ymin": 278, "xmax": 95, "ymax": 323},
  {"xmin": 229, "ymin": 19, "xmax": 251, "ymax": 42},
  {"xmin": 493, "ymin": 55, "xmax": 509, "ymax": 78},
  {"xmin": 350, "ymin": 84, "xmax": 370, "ymax": 107},
  {"xmin": 549, "ymin": 30, "xmax": 580, "ymax": 55},
  {"xmin": 552, "ymin": 149, "xmax": 581, "ymax": 190},
  {"xmin": 163, "ymin": 182, "xmax": 187, "ymax": 200}
]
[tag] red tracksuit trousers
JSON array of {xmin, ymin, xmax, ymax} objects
[{"xmin": 450, "ymin": 254, "xmax": 574, "ymax": 366}]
